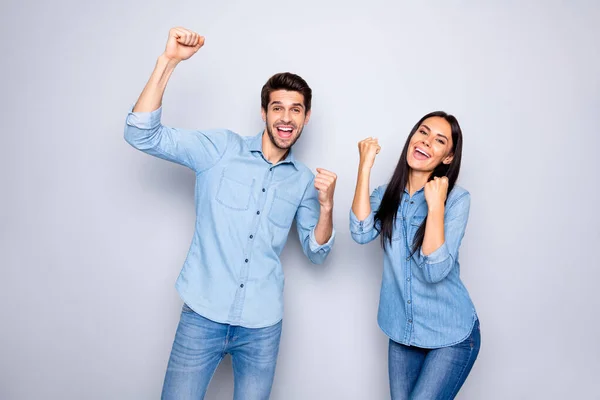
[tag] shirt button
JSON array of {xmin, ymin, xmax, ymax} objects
[
  {"xmin": 406, "ymin": 257, "xmax": 410, "ymax": 261},
  {"xmin": 407, "ymin": 278, "xmax": 410, "ymax": 282},
  {"xmin": 244, "ymin": 259, "xmax": 249, "ymax": 263},
  {"xmin": 249, "ymin": 235, "xmax": 253, "ymax": 239},
  {"xmin": 269, "ymin": 167, "xmax": 273, "ymax": 171},
  {"xmin": 407, "ymin": 300, "xmax": 411, "ymax": 304},
  {"xmin": 240, "ymin": 284, "xmax": 244, "ymax": 288},
  {"xmin": 262, "ymin": 188, "xmax": 266, "ymax": 192},
  {"xmin": 256, "ymin": 211, "xmax": 260, "ymax": 215},
  {"xmin": 410, "ymin": 201, "xmax": 414, "ymax": 204},
  {"xmin": 408, "ymin": 319, "xmax": 413, "ymax": 323}
]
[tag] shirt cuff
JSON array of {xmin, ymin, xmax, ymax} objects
[
  {"xmin": 420, "ymin": 242, "xmax": 451, "ymax": 264},
  {"xmin": 349, "ymin": 209, "xmax": 375, "ymax": 234},
  {"xmin": 126, "ymin": 105, "xmax": 163, "ymax": 129},
  {"xmin": 309, "ymin": 227, "xmax": 336, "ymax": 252}
]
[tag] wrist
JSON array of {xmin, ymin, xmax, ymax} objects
[
  {"xmin": 427, "ymin": 202, "xmax": 445, "ymax": 214},
  {"xmin": 320, "ymin": 203, "xmax": 333, "ymax": 214},
  {"xmin": 358, "ymin": 163, "xmax": 372, "ymax": 174},
  {"xmin": 158, "ymin": 53, "xmax": 181, "ymax": 68}
]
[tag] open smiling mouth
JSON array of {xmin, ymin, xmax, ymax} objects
[
  {"xmin": 413, "ymin": 147, "xmax": 431, "ymax": 160},
  {"xmin": 276, "ymin": 126, "xmax": 294, "ymax": 139}
]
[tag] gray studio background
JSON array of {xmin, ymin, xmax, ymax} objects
[{"xmin": 2, "ymin": 0, "xmax": 599, "ymax": 399}]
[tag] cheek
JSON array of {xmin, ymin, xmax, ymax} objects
[
  {"xmin": 408, "ymin": 136, "xmax": 421, "ymax": 146},
  {"xmin": 266, "ymin": 113, "xmax": 277, "ymax": 125},
  {"xmin": 434, "ymin": 143, "xmax": 452, "ymax": 157}
]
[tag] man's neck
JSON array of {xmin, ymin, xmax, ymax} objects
[{"xmin": 261, "ymin": 130, "xmax": 289, "ymax": 164}]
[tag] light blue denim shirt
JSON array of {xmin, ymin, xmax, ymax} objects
[
  {"xmin": 124, "ymin": 107, "xmax": 335, "ymax": 328},
  {"xmin": 350, "ymin": 184, "xmax": 477, "ymax": 348}
]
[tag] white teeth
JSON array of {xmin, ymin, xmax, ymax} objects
[{"xmin": 415, "ymin": 148, "xmax": 430, "ymax": 158}]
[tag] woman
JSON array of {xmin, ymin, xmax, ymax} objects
[{"xmin": 350, "ymin": 111, "xmax": 480, "ymax": 399}]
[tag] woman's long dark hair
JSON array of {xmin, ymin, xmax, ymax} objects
[{"xmin": 374, "ymin": 111, "xmax": 463, "ymax": 251}]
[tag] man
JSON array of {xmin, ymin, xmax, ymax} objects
[{"xmin": 124, "ymin": 27, "xmax": 337, "ymax": 399}]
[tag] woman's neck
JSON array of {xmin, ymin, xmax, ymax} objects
[{"xmin": 407, "ymin": 170, "xmax": 430, "ymax": 196}]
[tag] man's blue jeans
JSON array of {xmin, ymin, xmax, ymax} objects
[{"xmin": 161, "ymin": 304, "xmax": 282, "ymax": 400}]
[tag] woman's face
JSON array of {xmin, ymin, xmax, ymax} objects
[{"xmin": 406, "ymin": 116, "xmax": 454, "ymax": 173}]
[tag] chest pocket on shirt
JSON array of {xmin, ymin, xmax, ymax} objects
[
  {"xmin": 268, "ymin": 190, "xmax": 298, "ymax": 229},
  {"xmin": 216, "ymin": 174, "xmax": 254, "ymax": 210},
  {"xmin": 409, "ymin": 215, "xmax": 427, "ymax": 242}
]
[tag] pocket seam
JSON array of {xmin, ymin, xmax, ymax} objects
[
  {"xmin": 268, "ymin": 190, "xmax": 298, "ymax": 228},
  {"xmin": 410, "ymin": 215, "xmax": 427, "ymax": 227},
  {"xmin": 215, "ymin": 175, "xmax": 254, "ymax": 210}
]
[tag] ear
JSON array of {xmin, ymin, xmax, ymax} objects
[
  {"xmin": 261, "ymin": 107, "xmax": 266, "ymax": 123},
  {"xmin": 304, "ymin": 110, "xmax": 311, "ymax": 125},
  {"xmin": 442, "ymin": 153, "xmax": 454, "ymax": 165}
]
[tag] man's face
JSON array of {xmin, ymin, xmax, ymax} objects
[{"xmin": 261, "ymin": 90, "xmax": 311, "ymax": 150}]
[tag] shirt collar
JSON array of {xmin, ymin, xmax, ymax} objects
[
  {"xmin": 249, "ymin": 131, "xmax": 298, "ymax": 169},
  {"xmin": 403, "ymin": 187, "xmax": 425, "ymax": 196}
]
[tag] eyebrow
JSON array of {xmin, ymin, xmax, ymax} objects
[
  {"xmin": 421, "ymin": 124, "xmax": 449, "ymax": 141},
  {"xmin": 270, "ymin": 101, "xmax": 304, "ymax": 109}
]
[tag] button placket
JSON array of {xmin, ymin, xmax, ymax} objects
[
  {"xmin": 401, "ymin": 192, "xmax": 416, "ymax": 343},
  {"xmin": 240, "ymin": 164, "xmax": 273, "ymax": 294}
]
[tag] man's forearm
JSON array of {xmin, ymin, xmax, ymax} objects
[
  {"xmin": 133, "ymin": 54, "xmax": 180, "ymax": 113},
  {"xmin": 314, "ymin": 205, "xmax": 333, "ymax": 245}
]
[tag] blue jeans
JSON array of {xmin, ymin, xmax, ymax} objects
[
  {"xmin": 161, "ymin": 304, "xmax": 282, "ymax": 400},
  {"xmin": 388, "ymin": 320, "xmax": 481, "ymax": 400}
]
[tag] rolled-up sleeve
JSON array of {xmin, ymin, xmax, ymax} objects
[
  {"xmin": 349, "ymin": 186, "xmax": 383, "ymax": 244},
  {"xmin": 308, "ymin": 227, "xmax": 335, "ymax": 253},
  {"xmin": 295, "ymin": 178, "xmax": 335, "ymax": 264},
  {"xmin": 417, "ymin": 192, "xmax": 470, "ymax": 283}
]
